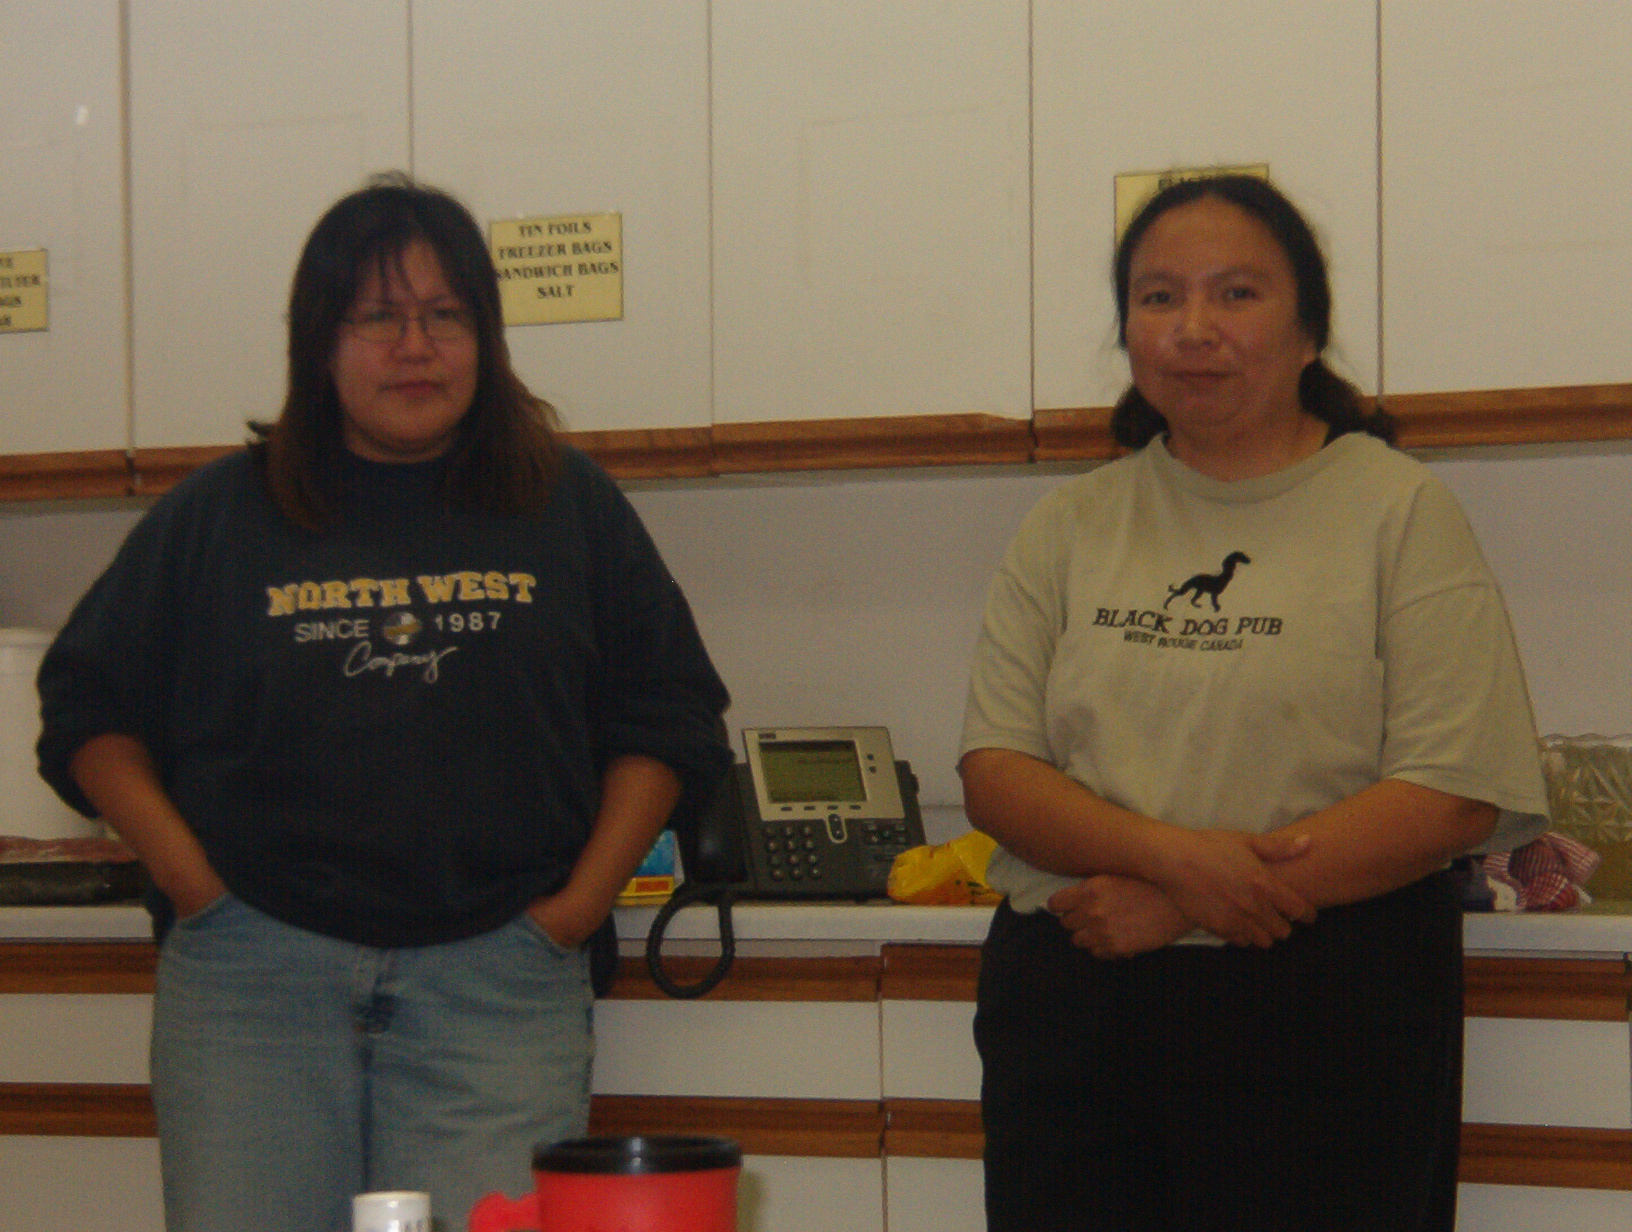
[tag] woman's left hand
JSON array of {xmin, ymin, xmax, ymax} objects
[
  {"xmin": 525, "ymin": 888, "xmax": 607, "ymax": 951},
  {"xmin": 1048, "ymin": 875, "xmax": 1192, "ymax": 959}
]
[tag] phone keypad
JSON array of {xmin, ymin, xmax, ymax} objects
[{"xmin": 759, "ymin": 823, "xmax": 827, "ymax": 882}]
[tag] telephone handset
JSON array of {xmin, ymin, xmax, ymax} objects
[
  {"xmin": 647, "ymin": 727, "xmax": 925, "ymax": 997},
  {"xmin": 687, "ymin": 727, "xmax": 924, "ymax": 896}
]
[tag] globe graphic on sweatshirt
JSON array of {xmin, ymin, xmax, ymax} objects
[{"xmin": 382, "ymin": 611, "xmax": 422, "ymax": 647}]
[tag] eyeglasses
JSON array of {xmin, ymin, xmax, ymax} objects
[{"xmin": 343, "ymin": 304, "xmax": 475, "ymax": 344}]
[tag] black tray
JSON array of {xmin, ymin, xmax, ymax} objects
[{"xmin": 0, "ymin": 861, "xmax": 149, "ymax": 906}]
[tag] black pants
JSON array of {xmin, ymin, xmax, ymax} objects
[{"xmin": 975, "ymin": 873, "xmax": 1463, "ymax": 1232}]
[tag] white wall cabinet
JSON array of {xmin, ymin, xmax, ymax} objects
[
  {"xmin": 1032, "ymin": 0, "xmax": 1379, "ymax": 411},
  {"xmin": 1381, "ymin": 0, "xmax": 1632, "ymax": 396},
  {"xmin": 127, "ymin": 0, "xmax": 410, "ymax": 451},
  {"xmin": 412, "ymin": 0, "xmax": 712, "ymax": 436},
  {"xmin": 0, "ymin": 0, "xmax": 127, "ymax": 455},
  {"xmin": 710, "ymin": 0, "xmax": 1031, "ymax": 426}
]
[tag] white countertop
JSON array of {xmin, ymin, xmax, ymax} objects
[{"xmin": 4, "ymin": 900, "xmax": 1632, "ymax": 957}]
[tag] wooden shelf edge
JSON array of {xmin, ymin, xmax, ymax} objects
[
  {"xmin": 709, "ymin": 414, "xmax": 1035, "ymax": 474},
  {"xmin": 1464, "ymin": 956, "xmax": 1630, "ymax": 1021},
  {"xmin": 12, "ymin": 384, "xmax": 1632, "ymax": 500},
  {"xmin": 884, "ymin": 1098, "xmax": 985, "ymax": 1160},
  {"xmin": 880, "ymin": 1101, "xmax": 1632, "ymax": 1190},
  {"xmin": 7, "ymin": 1082, "xmax": 1630, "ymax": 1189},
  {"xmin": 1461, "ymin": 1123, "xmax": 1632, "ymax": 1191},
  {"xmin": 131, "ymin": 445, "xmax": 242, "ymax": 496},
  {"xmin": 0, "ymin": 450, "xmax": 131, "ymax": 501},
  {"xmin": 1387, "ymin": 383, "xmax": 1632, "ymax": 449},
  {"xmin": 880, "ymin": 944, "xmax": 981, "ymax": 1001},
  {"xmin": 608, "ymin": 955, "xmax": 880, "ymax": 1002},
  {"xmin": 0, "ymin": 1083, "xmax": 155, "ymax": 1137},
  {"xmin": 589, "ymin": 1095, "xmax": 883, "ymax": 1159},
  {"xmin": 10, "ymin": 945, "xmax": 1624, "ymax": 1021},
  {"xmin": 1031, "ymin": 406, "xmax": 1122, "ymax": 462},
  {"xmin": 561, "ymin": 427, "xmax": 714, "ymax": 479},
  {"xmin": 0, "ymin": 942, "xmax": 157, "ymax": 994}
]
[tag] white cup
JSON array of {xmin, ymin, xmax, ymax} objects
[{"xmin": 353, "ymin": 1190, "xmax": 430, "ymax": 1232}]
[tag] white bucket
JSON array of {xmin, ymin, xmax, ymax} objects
[{"xmin": 0, "ymin": 629, "xmax": 103, "ymax": 840}]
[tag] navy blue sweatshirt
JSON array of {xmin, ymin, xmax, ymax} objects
[{"xmin": 37, "ymin": 446, "xmax": 730, "ymax": 948}]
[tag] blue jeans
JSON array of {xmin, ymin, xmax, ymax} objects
[{"xmin": 150, "ymin": 895, "xmax": 594, "ymax": 1232}]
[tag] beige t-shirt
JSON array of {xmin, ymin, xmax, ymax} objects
[{"xmin": 960, "ymin": 433, "xmax": 1550, "ymax": 914}]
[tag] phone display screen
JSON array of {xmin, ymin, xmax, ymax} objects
[{"xmin": 757, "ymin": 739, "xmax": 867, "ymax": 803}]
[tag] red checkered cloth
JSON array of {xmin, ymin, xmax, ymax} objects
[{"xmin": 1483, "ymin": 833, "xmax": 1601, "ymax": 911}]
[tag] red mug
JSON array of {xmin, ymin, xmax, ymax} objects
[{"xmin": 468, "ymin": 1135, "xmax": 741, "ymax": 1232}]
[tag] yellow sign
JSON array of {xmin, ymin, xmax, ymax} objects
[
  {"xmin": 491, "ymin": 212, "xmax": 622, "ymax": 326},
  {"xmin": 1113, "ymin": 164, "xmax": 1270, "ymax": 242},
  {"xmin": 0, "ymin": 249, "xmax": 48, "ymax": 333}
]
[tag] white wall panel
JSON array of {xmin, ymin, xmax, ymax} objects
[
  {"xmin": 593, "ymin": 999, "xmax": 880, "ymax": 1099},
  {"xmin": 1463, "ymin": 1018, "xmax": 1631, "ymax": 1128},
  {"xmin": 739, "ymin": 1155, "xmax": 884, "ymax": 1232},
  {"xmin": 1382, "ymin": 1, "xmax": 1632, "ymax": 394},
  {"xmin": 0, "ymin": 1137, "xmax": 164, "ymax": 1232},
  {"xmin": 0, "ymin": 994, "xmax": 151, "ymax": 1083},
  {"xmin": 412, "ymin": 1, "xmax": 712, "ymax": 434},
  {"xmin": 0, "ymin": 0, "xmax": 127, "ymax": 453},
  {"xmin": 129, "ymin": 0, "xmax": 410, "ymax": 449},
  {"xmin": 1033, "ymin": 0, "xmax": 1378, "ymax": 410},
  {"xmin": 885, "ymin": 1156, "xmax": 985, "ymax": 1232},
  {"xmin": 881, "ymin": 999, "xmax": 979, "ymax": 1100},
  {"xmin": 712, "ymin": 0, "xmax": 1030, "ymax": 425},
  {"xmin": 1456, "ymin": 1182, "xmax": 1632, "ymax": 1232}
]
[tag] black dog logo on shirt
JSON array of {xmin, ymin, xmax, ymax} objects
[{"xmin": 1164, "ymin": 552, "xmax": 1251, "ymax": 612}]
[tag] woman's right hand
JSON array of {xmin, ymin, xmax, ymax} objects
[
  {"xmin": 69, "ymin": 733, "xmax": 227, "ymax": 922},
  {"xmin": 1145, "ymin": 827, "xmax": 1315, "ymax": 947}
]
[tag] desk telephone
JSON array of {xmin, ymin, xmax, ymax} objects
[{"xmin": 646, "ymin": 726, "xmax": 925, "ymax": 997}]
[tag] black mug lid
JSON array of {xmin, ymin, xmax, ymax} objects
[{"xmin": 533, "ymin": 1135, "xmax": 742, "ymax": 1175}]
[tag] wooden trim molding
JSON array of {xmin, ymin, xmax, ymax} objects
[
  {"xmin": 6, "ymin": 1082, "xmax": 1632, "ymax": 1188},
  {"xmin": 0, "ymin": 942, "xmax": 157, "ymax": 993},
  {"xmin": 884, "ymin": 1099, "xmax": 984, "ymax": 1160},
  {"xmin": 1460, "ymin": 1123, "xmax": 1632, "ymax": 1191},
  {"xmin": 0, "ymin": 943, "xmax": 878, "ymax": 1002},
  {"xmin": 1386, "ymin": 383, "xmax": 1632, "ymax": 449},
  {"xmin": 8, "ymin": 382, "xmax": 1632, "ymax": 501},
  {"xmin": 590, "ymin": 1095, "xmax": 882, "ymax": 1159},
  {"xmin": 1463, "ymin": 956, "xmax": 1631, "ymax": 1021},
  {"xmin": 0, "ymin": 1083, "xmax": 155, "ymax": 1137},
  {"xmin": 0, "ymin": 1086, "xmax": 884, "ymax": 1156},
  {"xmin": 709, "ymin": 414, "xmax": 1034, "ymax": 473},
  {"xmin": 882, "ymin": 948, "xmax": 1632, "ymax": 1022},
  {"xmin": 131, "ymin": 445, "xmax": 240, "ymax": 496},
  {"xmin": 880, "ymin": 943, "xmax": 980, "ymax": 1001},
  {"xmin": 608, "ymin": 955, "xmax": 880, "ymax": 1002},
  {"xmin": 8, "ymin": 944, "xmax": 1628, "ymax": 1019},
  {"xmin": 1026, "ymin": 382, "xmax": 1632, "ymax": 463},
  {"xmin": 882, "ymin": 1100, "xmax": 1632, "ymax": 1190},
  {"xmin": 562, "ymin": 427, "xmax": 714, "ymax": 479},
  {"xmin": 0, "ymin": 450, "xmax": 130, "ymax": 501},
  {"xmin": 1031, "ymin": 406, "xmax": 1121, "ymax": 463}
]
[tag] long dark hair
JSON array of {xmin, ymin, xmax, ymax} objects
[
  {"xmin": 1109, "ymin": 175, "xmax": 1394, "ymax": 449},
  {"xmin": 250, "ymin": 172, "xmax": 558, "ymax": 530}
]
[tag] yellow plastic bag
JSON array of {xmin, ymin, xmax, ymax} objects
[{"xmin": 887, "ymin": 829, "xmax": 1004, "ymax": 906}]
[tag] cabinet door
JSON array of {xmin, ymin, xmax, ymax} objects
[
  {"xmin": 0, "ymin": 0, "xmax": 126, "ymax": 455},
  {"xmin": 886, "ymin": 1157, "xmax": 985, "ymax": 1232},
  {"xmin": 744, "ymin": 1156, "xmax": 885, "ymax": 1232},
  {"xmin": 412, "ymin": 1, "xmax": 711, "ymax": 434},
  {"xmin": 1033, "ymin": 0, "xmax": 1378, "ymax": 410},
  {"xmin": 711, "ymin": 0, "xmax": 1031, "ymax": 425},
  {"xmin": 0, "ymin": 1139, "xmax": 164, "ymax": 1232},
  {"xmin": 129, "ymin": 0, "xmax": 410, "ymax": 451},
  {"xmin": 1381, "ymin": 1, "xmax": 1632, "ymax": 394}
]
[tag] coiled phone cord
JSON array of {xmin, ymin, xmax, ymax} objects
[{"xmin": 644, "ymin": 880, "xmax": 738, "ymax": 999}]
